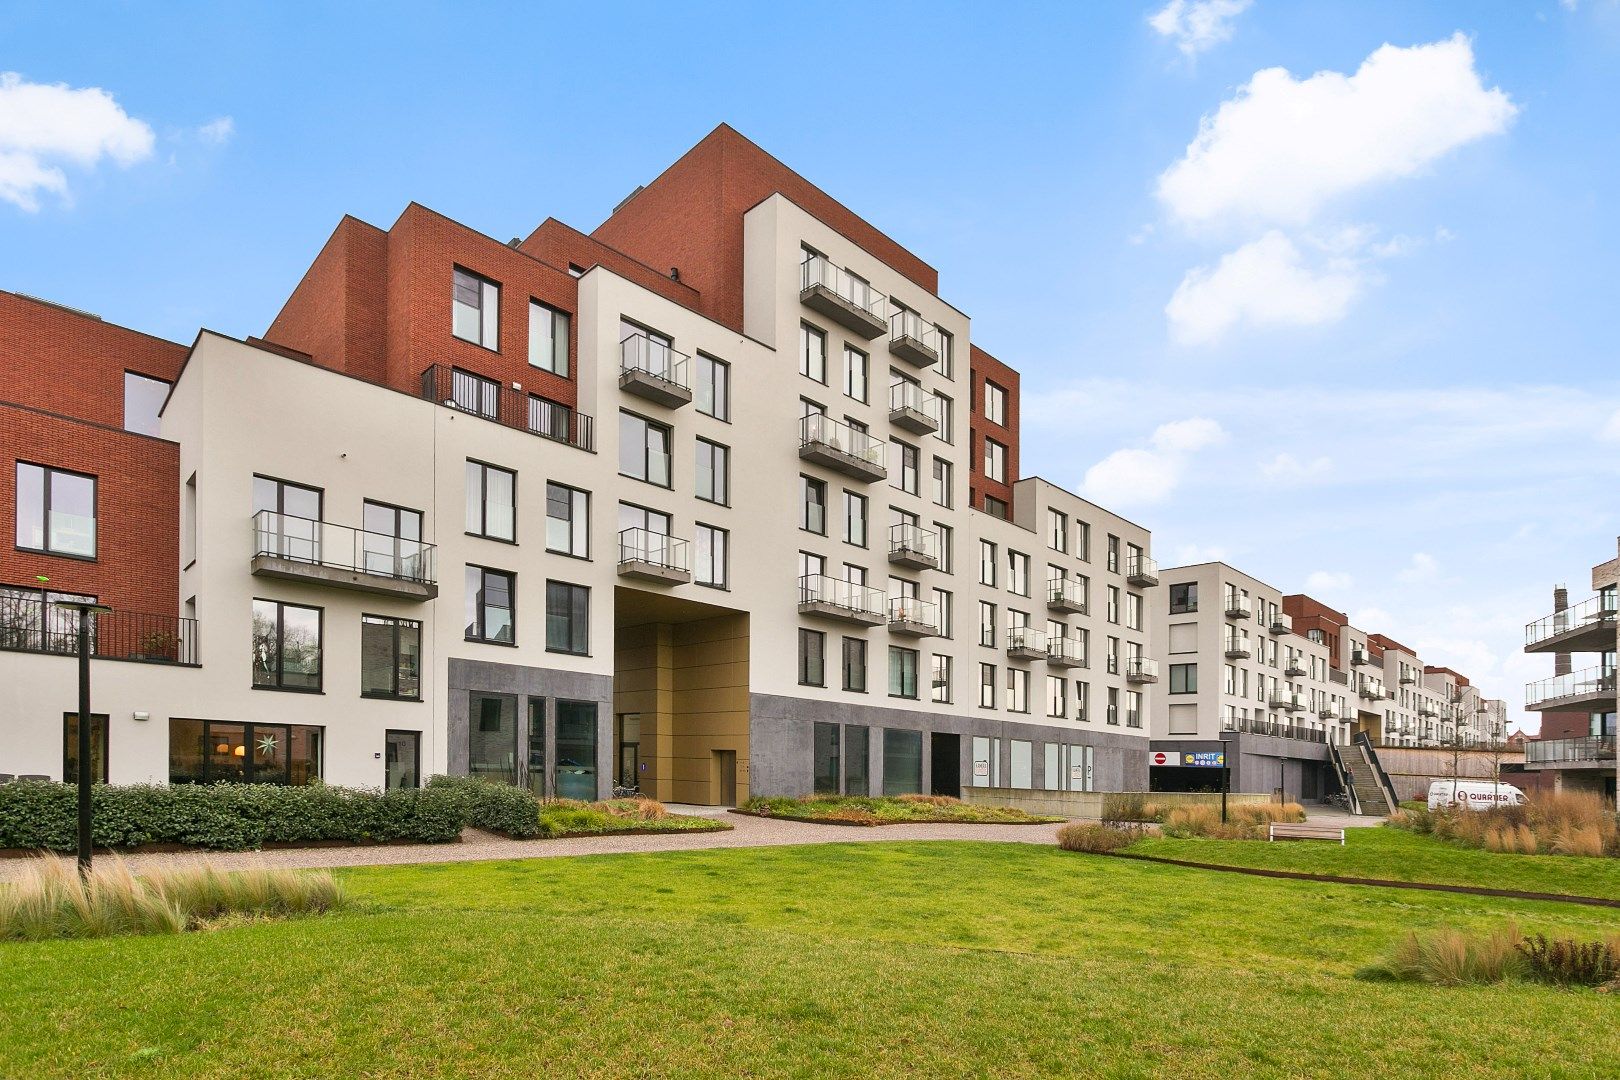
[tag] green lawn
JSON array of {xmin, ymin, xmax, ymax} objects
[
  {"xmin": 1131, "ymin": 825, "xmax": 1620, "ymax": 900},
  {"xmin": 4, "ymin": 841, "xmax": 1619, "ymax": 1078}
]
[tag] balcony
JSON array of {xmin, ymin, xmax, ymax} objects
[
  {"xmin": 251, "ymin": 512, "xmax": 437, "ymax": 601},
  {"xmin": 419, "ymin": 365, "xmax": 595, "ymax": 452},
  {"xmin": 1524, "ymin": 593, "xmax": 1619, "ymax": 655},
  {"xmin": 799, "ymin": 414, "xmax": 887, "ymax": 483},
  {"xmin": 1224, "ymin": 716, "xmax": 1327, "ymax": 743},
  {"xmin": 1046, "ymin": 577, "xmax": 1087, "ymax": 614},
  {"xmin": 0, "ymin": 594, "xmax": 199, "ymax": 666},
  {"xmin": 1224, "ymin": 599, "xmax": 1252, "ymax": 619},
  {"xmin": 800, "ymin": 255, "xmax": 887, "ymax": 339},
  {"xmin": 1318, "ymin": 705, "xmax": 1339, "ymax": 720},
  {"xmin": 888, "ymin": 380, "xmax": 941, "ymax": 435},
  {"xmin": 1125, "ymin": 656, "xmax": 1159, "ymax": 684},
  {"xmin": 887, "ymin": 596, "xmax": 939, "ymax": 637},
  {"xmin": 1125, "ymin": 555, "xmax": 1159, "ymax": 587},
  {"xmin": 1269, "ymin": 693, "xmax": 1306, "ymax": 713},
  {"xmin": 887, "ymin": 523, "xmax": 939, "ymax": 570},
  {"xmin": 1524, "ymin": 665, "xmax": 1617, "ymax": 712},
  {"xmin": 619, "ymin": 333, "xmax": 692, "ymax": 408},
  {"xmin": 617, "ymin": 529, "xmax": 691, "ymax": 585},
  {"xmin": 1283, "ymin": 658, "xmax": 1307, "ymax": 677},
  {"xmin": 1268, "ymin": 612, "xmax": 1292, "ymax": 635},
  {"xmin": 888, "ymin": 309, "xmax": 940, "ymax": 368},
  {"xmin": 1006, "ymin": 626, "xmax": 1048, "ymax": 661},
  {"xmin": 1223, "ymin": 636, "xmax": 1251, "ymax": 660},
  {"xmin": 1351, "ymin": 648, "xmax": 1372, "ymax": 666},
  {"xmin": 1358, "ymin": 680, "xmax": 1385, "ymax": 700},
  {"xmin": 1399, "ymin": 672, "xmax": 1416, "ymax": 685},
  {"xmin": 1418, "ymin": 704, "xmax": 1440, "ymax": 718},
  {"xmin": 798, "ymin": 575, "xmax": 885, "ymax": 626},
  {"xmin": 1046, "ymin": 637, "xmax": 1085, "ymax": 668},
  {"xmin": 1524, "ymin": 735, "xmax": 1616, "ymax": 768}
]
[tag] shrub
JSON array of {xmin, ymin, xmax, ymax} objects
[
  {"xmin": 0, "ymin": 855, "xmax": 346, "ymax": 941},
  {"xmin": 1389, "ymin": 790, "xmax": 1617, "ymax": 859},
  {"xmin": 1361, "ymin": 923, "xmax": 1525, "ymax": 986},
  {"xmin": 1516, "ymin": 934, "xmax": 1620, "ymax": 987},
  {"xmin": 425, "ymin": 776, "xmax": 543, "ymax": 838},
  {"xmin": 1057, "ymin": 822, "xmax": 1142, "ymax": 854}
]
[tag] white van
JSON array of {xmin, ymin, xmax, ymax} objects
[{"xmin": 1427, "ymin": 779, "xmax": 1527, "ymax": 811}]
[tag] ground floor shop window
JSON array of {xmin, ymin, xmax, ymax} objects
[
  {"xmin": 385, "ymin": 730, "xmax": 420, "ymax": 789},
  {"xmin": 555, "ymin": 700, "xmax": 598, "ymax": 799},
  {"xmin": 843, "ymin": 725, "xmax": 869, "ymax": 796},
  {"xmin": 1043, "ymin": 743, "xmax": 1061, "ymax": 791},
  {"xmin": 1009, "ymin": 740, "xmax": 1033, "ymax": 788},
  {"xmin": 469, "ymin": 692, "xmax": 518, "ymax": 785},
  {"xmin": 528, "ymin": 700, "xmax": 548, "ymax": 797},
  {"xmin": 63, "ymin": 712, "xmax": 108, "ymax": 783},
  {"xmin": 1066, "ymin": 744, "xmax": 1094, "ymax": 791},
  {"xmin": 813, "ymin": 721, "xmax": 840, "ymax": 793},
  {"xmin": 882, "ymin": 728, "xmax": 922, "ymax": 795},
  {"xmin": 170, "ymin": 718, "xmax": 323, "ymax": 785},
  {"xmin": 971, "ymin": 736, "xmax": 999, "ymax": 787}
]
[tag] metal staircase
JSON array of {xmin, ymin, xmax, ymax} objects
[{"xmin": 1343, "ymin": 734, "xmax": 1398, "ymax": 816}]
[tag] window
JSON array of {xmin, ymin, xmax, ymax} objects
[
  {"xmin": 934, "ymin": 392, "xmax": 954, "ymax": 443},
  {"xmin": 844, "ymin": 726, "xmax": 870, "ymax": 795},
  {"xmin": 882, "ymin": 729, "xmax": 923, "ymax": 795},
  {"xmin": 123, "ymin": 372, "xmax": 169, "ymax": 437},
  {"xmin": 1075, "ymin": 521, "xmax": 1092, "ymax": 561},
  {"xmin": 889, "ymin": 645, "xmax": 919, "ymax": 699},
  {"xmin": 1046, "ymin": 676, "xmax": 1066, "ymax": 718},
  {"xmin": 169, "ymin": 718, "xmax": 323, "ymax": 786},
  {"xmin": 695, "ymin": 354, "xmax": 730, "ymax": 420},
  {"xmin": 1006, "ymin": 668, "xmax": 1030, "ymax": 713},
  {"xmin": 452, "ymin": 367, "xmax": 499, "ymax": 418},
  {"xmin": 545, "ymin": 483, "xmax": 589, "ymax": 557},
  {"xmin": 1048, "ymin": 510, "xmax": 1067, "ymax": 552},
  {"xmin": 931, "ymin": 654, "xmax": 952, "ymax": 703},
  {"xmin": 933, "ymin": 588, "xmax": 953, "ymax": 638},
  {"xmin": 979, "ymin": 663, "xmax": 997, "ymax": 708},
  {"xmin": 979, "ymin": 601, "xmax": 997, "ymax": 647},
  {"xmin": 843, "ymin": 491, "xmax": 868, "ymax": 546},
  {"xmin": 695, "ymin": 438, "xmax": 730, "ymax": 505},
  {"xmin": 1076, "ymin": 681, "xmax": 1090, "ymax": 722},
  {"xmin": 984, "ymin": 438, "xmax": 1007, "ymax": 483},
  {"xmin": 545, "ymin": 581, "xmax": 589, "ymax": 654},
  {"xmin": 1107, "ymin": 586, "xmax": 1120, "ymax": 624},
  {"xmin": 385, "ymin": 730, "xmax": 421, "ymax": 789},
  {"xmin": 1169, "ymin": 582, "xmax": 1198, "ymax": 613},
  {"xmin": 842, "ymin": 636, "xmax": 867, "ymax": 692},
  {"xmin": 984, "ymin": 381, "xmax": 1007, "ymax": 425},
  {"xmin": 528, "ymin": 301, "xmax": 569, "ymax": 375},
  {"xmin": 1169, "ymin": 663, "xmax": 1198, "ymax": 695},
  {"xmin": 466, "ymin": 692, "xmax": 518, "ymax": 784},
  {"xmin": 360, "ymin": 501, "xmax": 424, "ymax": 579},
  {"xmin": 1107, "ymin": 534, "xmax": 1120, "ymax": 573},
  {"xmin": 1007, "ymin": 551, "xmax": 1030, "ymax": 597},
  {"xmin": 801, "ymin": 475, "xmax": 827, "ymax": 534},
  {"xmin": 528, "ymin": 395, "xmax": 576, "ymax": 443},
  {"xmin": 932, "ymin": 457, "xmax": 952, "ymax": 507},
  {"xmin": 843, "ymin": 345, "xmax": 868, "ymax": 402},
  {"xmin": 619, "ymin": 412, "xmax": 672, "ymax": 487},
  {"xmin": 1107, "ymin": 687, "xmax": 1120, "ymax": 726},
  {"xmin": 555, "ymin": 701, "xmax": 598, "ymax": 799},
  {"xmin": 15, "ymin": 463, "xmax": 96, "ymax": 558},
  {"xmin": 1126, "ymin": 592, "xmax": 1143, "ymax": 631},
  {"xmin": 63, "ymin": 712, "xmax": 109, "ymax": 783},
  {"xmin": 361, "ymin": 615, "xmax": 422, "ymax": 700},
  {"xmin": 891, "ymin": 440, "xmax": 919, "ymax": 495},
  {"xmin": 465, "ymin": 461, "xmax": 516, "ymax": 542},
  {"xmin": 799, "ymin": 628, "xmax": 826, "ymax": 686},
  {"xmin": 972, "ymin": 736, "xmax": 998, "ymax": 786},
  {"xmin": 979, "ymin": 540, "xmax": 997, "ymax": 586},
  {"xmin": 799, "ymin": 323, "xmax": 827, "ymax": 383},
  {"xmin": 813, "ymin": 722, "xmax": 840, "ymax": 794},
  {"xmin": 252, "ymin": 598, "xmax": 322, "ymax": 691},
  {"xmin": 1009, "ymin": 740, "xmax": 1033, "ymax": 787},
  {"xmin": 934, "ymin": 522, "xmax": 953, "ymax": 573},
  {"xmin": 1126, "ymin": 690, "xmax": 1143, "ymax": 729},
  {"xmin": 983, "ymin": 494, "xmax": 1009, "ymax": 519},
  {"xmin": 465, "ymin": 567, "xmax": 515, "ymax": 644},
  {"xmin": 452, "ymin": 267, "xmax": 499, "ymax": 349},
  {"xmin": 695, "ymin": 524, "xmax": 728, "ymax": 588}
]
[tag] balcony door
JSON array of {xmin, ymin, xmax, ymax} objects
[
  {"xmin": 253, "ymin": 476, "xmax": 323, "ymax": 563},
  {"xmin": 362, "ymin": 500, "xmax": 425, "ymax": 581},
  {"xmin": 619, "ymin": 503, "xmax": 673, "ymax": 568}
]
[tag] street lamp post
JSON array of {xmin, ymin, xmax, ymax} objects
[{"xmin": 53, "ymin": 599, "xmax": 113, "ymax": 876}]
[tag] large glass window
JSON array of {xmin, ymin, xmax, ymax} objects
[
  {"xmin": 891, "ymin": 440, "xmax": 919, "ymax": 495},
  {"xmin": 931, "ymin": 654, "xmax": 952, "ymax": 703},
  {"xmin": 1169, "ymin": 663, "xmax": 1198, "ymax": 695},
  {"xmin": 888, "ymin": 645, "xmax": 919, "ymax": 699},
  {"xmin": 843, "ymin": 491, "xmax": 868, "ymax": 546},
  {"xmin": 843, "ymin": 345, "xmax": 868, "ymax": 402},
  {"xmin": 63, "ymin": 712, "xmax": 109, "ymax": 783},
  {"xmin": 252, "ymin": 475, "xmax": 323, "ymax": 563},
  {"xmin": 813, "ymin": 721, "xmax": 840, "ymax": 794},
  {"xmin": 1009, "ymin": 740, "xmax": 1033, "ymax": 788},
  {"xmin": 169, "ymin": 718, "xmax": 323, "ymax": 786},
  {"xmin": 123, "ymin": 372, "xmax": 169, "ymax": 437},
  {"xmin": 799, "ymin": 323, "xmax": 827, "ymax": 383},
  {"xmin": 545, "ymin": 581, "xmax": 589, "ymax": 655},
  {"xmin": 545, "ymin": 482, "xmax": 589, "ymax": 557},
  {"xmin": 528, "ymin": 300, "xmax": 569, "ymax": 375},
  {"xmin": 465, "ymin": 461, "xmax": 516, "ymax": 542},
  {"xmin": 932, "ymin": 457, "xmax": 952, "ymax": 508},
  {"xmin": 554, "ymin": 700, "xmax": 598, "ymax": 799},
  {"xmin": 844, "ymin": 726, "xmax": 870, "ymax": 796},
  {"xmin": 618, "ymin": 412, "xmax": 672, "ymax": 487},
  {"xmin": 385, "ymin": 730, "xmax": 421, "ymax": 789},
  {"xmin": 1169, "ymin": 582, "xmax": 1198, "ymax": 613},
  {"xmin": 468, "ymin": 692, "xmax": 518, "ymax": 785},
  {"xmin": 461, "ymin": 566, "xmax": 514, "ymax": 644},
  {"xmin": 800, "ymin": 475, "xmax": 827, "ymax": 534},
  {"xmin": 971, "ymin": 737, "xmax": 998, "ymax": 787},
  {"xmin": 984, "ymin": 381, "xmax": 1007, "ymax": 425},
  {"xmin": 361, "ymin": 615, "xmax": 421, "ymax": 699},
  {"xmin": 695, "ymin": 524, "xmax": 728, "ymax": 588},
  {"xmin": 695, "ymin": 353, "xmax": 730, "ymax": 420},
  {"xmin": 361, "ymin": 500, "xmax": 425, "ymax": 580},
  {"xmin": 696, "ymin": 438, "xmax": 729, "ymax": 505},
  {"xmin": 15, "ymin": 463, "xmax": 97, "ymax": 558},
  {"xmin": 842, "ymin": 636, "xmax": 867, "ymax": 692},
  {"xmin": 252, "ymin": 599, "xmax": 322, "ymax": 691},
  {"xmin": 452, "ymin": 266, "xmax": 500, "ymax": 349},
  {"xmin": 985, "ymin": 438, "xmax": 1008, "ymax": 483},
  {"xmin": 881, "ymin": 729, "xmax": 923, "ymax": 795},
  {"xmin": 799, "ymin": 628, "xmax": 826, "ymax": 686}
]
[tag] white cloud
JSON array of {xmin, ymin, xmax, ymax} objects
[
  {"xmin": 1157, "ymin": 34, "xmax": 1516, "ymax": 229},
  {"xmin": 1082, "ymin": 417, "xmax": 1227, "ymax": 507},
  {"xmin": 1260, "ymin": 452, "xmax": 1333, "ymax": 484},
  {"xmin": 1305, "ymin": 571, "xmax": 1353, "ymax": 594},
  {"xmin": 1398, "ymin": 552, "xmax": 1441, "ymax": 583},
  {"xmin": 1148, "ymin": 0, "xmax": 1253, "ymax": 57},
  {"xmin": 1172, "ymin": 542, "xmax": 1228, "ymax": 565},
  {"xmin": 1166, "ymin": 231, "xmax": 1363, "ymax": 344},
  {"xmin": 0, "ymin": 72, "xmax": 155, "ymax": 211},
  {"xmin": 197, "ymin": 116, "xmax": 235, "ymax": 145}
]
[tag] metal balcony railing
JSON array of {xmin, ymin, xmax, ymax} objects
[
  {"xmin": 252, "ymin": 511, "xmax": 436, "ymax": 583},
  {"xmin": 1223, "ymin": 715, "xmax": 1327, "ymax": 743},
  {"xmin": 800, "ymin": 255, "xmax": 886, "ymax": 321},
  {"xmin": 1525, "ymin": 735, "xmax": 1616, "ymax": 765},
  {"xmin": 618, "ymin": 528, "xmax": 690, "ymax": 573},
  {"xmin": 798, "ymin": 574, "xmax": 885, "ymax": 619},
  {"xmin": 1525, "ymin": 666, "xmax": 1617, "ymax": 710},
  {"xmin": 0, "ymin": 593, "xmax": 199, "ymax": 665},
  {"xmin": 420, "ymin": 364, "xmax": 595, "ymax": 451},
  {"xmin": 1525, "ymin": 592, "xmax": 1619, "ymax": 649},
  {"xmin": 620, "ymin": 332, "xmax": 690, "ymax": 389},
  {"xmin": 1047, "ymin": 577, "xmax": 1087, "ymax": 612}
]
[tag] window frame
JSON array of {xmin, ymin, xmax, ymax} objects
[
  {"xmin": 527, "ymin": 299, "xmax": 570, "ymax": 376},
  {"xmin": 452, "ymin": 266, "xmax": 500, "ymax": 351},
  {"xmin": 695, "ymin": 353, "xmax": 731, "ymax": 421},
  {"xmin": 465, "ymin": 565, "xmax": 517, "ymax": 646},
  {"xmin": 695, "ymin": 437, "xmax": 730, "ymax": 506},
  {"xmin": 14, "ymin": 462, "xmax": 98, "ymax": 560},
  {"xmin": 360, "ymin": 613, "xmax": 424, "ymax": 701},
  {"xmin": 251, "ymin": 597, "xmax": 324, "ymax": 693},
  {"xmin": 618, "ymin": 410, "xmax": 673, "ymax": 489},
  {"xmin": 465, "ymin": 459, "xmax": 517, "ymax": 543},
  {"xmin": 544, "ymin": 481, "xmax": 591, "ymax": 559},
  {"xmin": 544, "ymin": 580, "xmax": 590, "ymax": 656}
]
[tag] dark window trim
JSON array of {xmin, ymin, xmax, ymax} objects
[
  {"xmin": 360, "ymin": 613, "xmax": 424, "ymax": 702},
  {"xmin": 544, "ymin": 480, "xmax": 592, "ymax": 560},
  {"xmin": 529, "ymin": 297, "xmax": 572, "ymax": 378},
  {"xmin": 15, "ymin": 460, "xmax": 100, "ymax": 560},
  {"xmin": 544, "ymin": 579, "xmax": 591, "ymax": 657},
  {"xmin": 452, "ymin": 264, "xmax": 501, "ymax": 352},
  {"xmin": 695, "ymin": 522, "xmax": 730, "ymax": 591},
  {"xmin": 694, "ymin": 352, "xmax": 732, "ymax": 423},
  {"xmin": 799, "ymin": 321, "xmax": 829, "ymax": 385},
  {"xmin": 618, "ymin": 408, "xmax": 675, "ymax": 490},
  {"xmin": 695, "ymin": 436, "xmax": 731, "ymax": 507},
  {"xmin": 465, "ymin": 458, "xmax": 518, "ymax": 544},
  {"xmin": 385, "ymin": 729, "xmax": 423, "ymax": 789},
  {"xmin": 252, "ymin": 597, "xmax": 324, "ymax": 693},
  {"xmin": 62, "ymin": 711, "xmax": 109, "ymax": 783},
  {"xmin": 465, "ymin": 564, "xmax": 517, "ymax": 646}
]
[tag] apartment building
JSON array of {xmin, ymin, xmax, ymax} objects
[
  {"xmin": 0, "ymin": 125, "xmax": 1152, "ymax": 802},
  {"xmin": 1523, "ymin": 551, "xmax": 1618, "ymax": 805}
]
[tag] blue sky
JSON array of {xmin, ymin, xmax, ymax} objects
[{"xmin": 5, "ymin": 1, "xmax": 1619, "ymax": 730}]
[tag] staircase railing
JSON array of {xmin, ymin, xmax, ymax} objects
[
  {"xmin": 1353, "ymin": 731, "xmax": 1400, "ymax": 814},
  {"xmin": 1325, "ymin": 740, "xmax": 1362, "ymax": 815}
]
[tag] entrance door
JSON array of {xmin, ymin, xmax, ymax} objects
[
  {"xmin": 713, "ymin": 749, "xmax": 737, "ymax": 806},
  {"xmin": 616, "ymin": 713, "xmax": 641, "ymax": 791},
  {"xmin": 385, "ymin": 730, "xmax": 420, "ymax": 789},
  {"xmin": 930, "ymin": 732, "xmax": 961, "ymax": 797}
]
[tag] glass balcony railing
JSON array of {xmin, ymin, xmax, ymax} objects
[
  {"xmin": 1126, "ymin": 555, "xmax": 1158, "ymax": 584},
  {"xmin": 1047, "ymin": 577, "xmax": 1087, "ymax": 612},
  {"xmin": 889, "ymin": 309, "xmax": 940, "ymax": 351},
  {"xmin": 1047, "ymin": 637, "xmax": 1085, "ymax": 665},
  {"xmin": 620, "ymin": 332, "xmax": 690, "ymax": 390},
  {"xmin": 1125, "ymin": 656, "xmax": 1159, "ymax": 681},
  {"xmin": 1007, "ymin": 626, "xmax": 1049, "ymax": 654},
  {"xmin": 800, "ymin": 413, "xmax": 886, "ymax": 469},
  {"xmin": 888, "ymin": 522, "xmax": 939, "ymax": 563},
  {"xmin": 1525, "ymin": 665, "xmax": 1616, "ymax": 708},
  {"xmin": 888, "ymin": 380, "xmax": 942, "ymax": 423},
  {"xmin": 888, "ymin": 595, "xmax": 938, "ymax": 630},
  {"xmin": 1524, "ymin": 593, "xmax": 1619, "ymax": 648},
  {"xmin": 798, "ymin": 574, "xmax": 885, "ymax": 619},
  {"xmin": 252, "ymin": 510, "xmax": 435, "ymax": 584},
  {"xmin": 800, "ymin": 255, "xmax": 886, "ymax": 321},
  {"xmin": 1525, "ymin": 735, "xmax": 1616, "ymax": 765},
  {"xmin": 618, "ymin": 528, "xmax": 690, "ymax": 573}
]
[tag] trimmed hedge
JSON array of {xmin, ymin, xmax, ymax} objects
[
  {"xmin": 0, "ymin": 781, "xmax": 465, "ymax": 852},
  {"xmin": 425, "ymin": 776, "xmax": 544, "ymax": 838}
]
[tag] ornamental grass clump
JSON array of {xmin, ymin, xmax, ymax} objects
[
  {"xmin": 1161, "ymin": 801, "xmax": 1306, "ymax": 840},
  {"xmin": 1390, "ymin": 791, "xmax": 1617, "ymax": 859},
  {"xmin": 0, "ymin": 855, "xmax": 345, "ymax": 942},
  {"xmin": 1359, "ymin": 922, "xmax": 1526, "ymax": 986},
  {"xmin": 1056, "ymin": 822, "xmax": 1143, "ymax": 854}
]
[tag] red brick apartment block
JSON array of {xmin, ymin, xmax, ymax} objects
[
  {"xmin": 1283, "ymin": 594, "xmax": 1346, "ymax": 668},
  {"xmin": 0, "ymin": 292, "xmax": 185, "ymax": 615},
  {"xmin": 968, "ymin": 344, "xmax": 1020, "ymax": 514}
]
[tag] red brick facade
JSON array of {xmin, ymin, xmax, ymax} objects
[
  {"xmin": 968, "ymin": 344, "xmax": 1019, "ymax": 515},
  {"xmin": 1283, "ymin": 594, "xmax": 1347, "ymax": 669}
]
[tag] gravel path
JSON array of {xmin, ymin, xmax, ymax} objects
[{"xmin": 0, "ymin": 807, "xmax": 1067, "ymax": 880}]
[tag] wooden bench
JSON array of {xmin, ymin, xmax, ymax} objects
[{"xmin": 1269, "ymin": 822, "xmax": 1345, "ymax": 845}]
